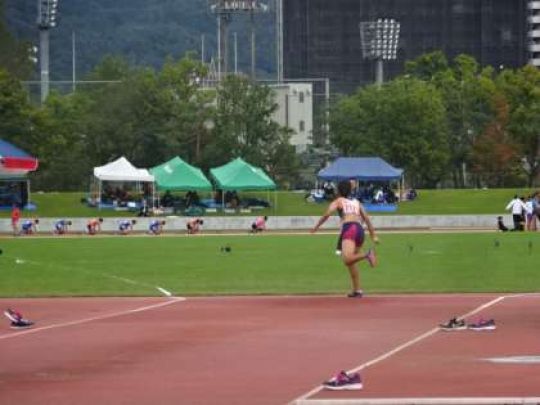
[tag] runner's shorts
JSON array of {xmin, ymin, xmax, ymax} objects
[{"xmin": 340, "ymin": 222, "xmax": 364, "ymax": 248}]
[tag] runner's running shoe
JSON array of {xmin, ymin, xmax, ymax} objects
[
  {"xmin": 366, "ymin": 249, "xmax": 377, "ymax": 267},
  {"xmin": 347, "ymin": 290, "xmax": 363, "ymax": 298},
  {"xmin": 10, "ymin": 319, "xmax": 34, "ymax": 329},
  {"xmin": 468, "ymin": 318, "xmax": 496, "ymax": 331},
  {"xmin": 439, "ymin": 317, "xmax": 467, "ymax": 331},
  {"xmin": 323, "ymin": 371, "xmax": 363, "ymax": 390},
  {"xmin": 4, "ymin": 308, "xmax": 34, "ymax": 329}
]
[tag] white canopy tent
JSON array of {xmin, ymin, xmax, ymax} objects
[{"xmin": 92, "ymin": 157, "xmax": 155, "ymax": 210}]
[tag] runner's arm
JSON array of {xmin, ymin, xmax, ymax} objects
[{"xmin": 311, "ymin": 200, "xmax": 339, "ymax": 233}]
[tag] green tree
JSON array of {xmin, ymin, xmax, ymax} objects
[
  {"xmin": 470, "ymin": 94, "xmax": 521, "ymax": 187},
  {"xmin": 330, "ymin": 78, "xmax": 450, "ymax": 187},
  {"xmin": 406, "ymin": 52, "xmax": 497, "ymax": 187},
  {"xmin": 497, "ymin": 65, "xmax": 540, "ymax": 187},
  {"xmin": 0, "ymin": 0, "xmax": 34, "ymax": 80},
  {"xmin": 75, "ymin": 55, "xmax": 213, "ymax": 170},
  {"xmin": 30, "ymin": 92, "xmax": 92, "ymax": 190},
  {"xmin": 210, "ymin": 75, "xmax": 299, "ymax": 186},
  {"xmin": 404, "ymin": 50, "xmax": 449, "ymax": 81},
  {"xmin": 0, "ymin": 68, "xmax": 35, "ymax": 149}
]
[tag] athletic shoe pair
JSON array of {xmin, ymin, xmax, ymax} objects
[
  {"xmin": 323, "ymin": 371, "xmax": 363, "ymax": 390},
  {"xmin": 4, "ymin": 308, "xmax": 34, "ymax": 329},
  {"xmin": 439, "ymin": 317, "xmax": 496, "ymax": 331}
]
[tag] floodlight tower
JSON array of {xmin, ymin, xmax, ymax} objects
[
  {"xmin": 360, "ymin": 18, "xmax": 400, "ymax": 87},
  {"xmin": 37, "ymin": 0, "xmax": 59, "ymax": 102},
  {"xmin": 210, "ymin": 1, "xmax": 268, "ymax": 81}
]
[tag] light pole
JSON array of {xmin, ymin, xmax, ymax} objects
[
  {"xmin": 210, "ymin": 1, "xmax": 268, "ymax": 81},
  {"xmin": 37, "ymin": 0, "xmax": 59, "ymax": 103},
  {"xmin": 360, "ymin": 18, "xmax": 400, "ymax": 87}
]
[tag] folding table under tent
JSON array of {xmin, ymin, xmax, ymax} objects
[
  {"xmin": 92, "ymin": 156, "xmax": 155, "ymax": 210},
  {"xmin": 0, "ymin": 139, "xmax": 39, "ymax": 210},
  {"xmin": 209, "ymin": 158, "xmax": 277, "ymax": 210}
]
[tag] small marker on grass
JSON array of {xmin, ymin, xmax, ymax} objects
[{"xmin": 156, "ymin": 287, "xmax": 173, "ymax": 297}]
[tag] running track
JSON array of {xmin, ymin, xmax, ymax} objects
[{"xmin": 0, "ymin": 294, "xmax": 539, "ymax": 404}]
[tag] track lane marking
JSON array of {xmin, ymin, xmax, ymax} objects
[
  {"xmin": 0, "ymin": 297, "xmax": 185, "ymax": 340},
  {"xmin": 290, "ymin": 295, "xmax": 508, "ymax": 405}
]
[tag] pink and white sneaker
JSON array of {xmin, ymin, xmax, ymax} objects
[
  {"xmin": 4, "ymin": 308, "xmax": 34, "ymax": 329},
  {"xmin": 366, "ymin": 249, "xmax": 377, "ymax": 268},
  {"xmin": 468, "ymin": 318, "xmax": 496, "ymax": 331},
  {"xmin": 323, "ymin": 371, "xmax": 363, "ymax": 390},
  {"xmin": 4, "ymin": 308, "xmax": 22, "ymax": 323}
]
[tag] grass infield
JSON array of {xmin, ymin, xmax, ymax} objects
[{"xmin": 0, "ymin": 232, "xmax": 538, "ymax": 297}]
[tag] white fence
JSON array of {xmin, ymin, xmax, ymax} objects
[{"xmin": 0, "ymin": 214, "xmax": 509, "ymax": 234}]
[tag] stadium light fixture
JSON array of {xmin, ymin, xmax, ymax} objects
[
  {"xmin": 37, "ymin": 0, "xmax": 60, "ymax": 102},
  {"xmin": 210, "ymin": 0, "xmax": 268, "ymax": 81},
  {"xmin": 360, "ymin": 18, "xmax": 400, "ymax": 86}
]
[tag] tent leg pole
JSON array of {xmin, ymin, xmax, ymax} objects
[{"xmin": 26, "ymin": 179, "xmax": 30, "ymax": 209}]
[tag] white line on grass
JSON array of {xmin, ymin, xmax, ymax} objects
[
  {"xmin": 156, "ymin": 286, "xmax": 173, "ymax": 297},
  {"xmin": 0, "ymin": 297, "xmax": 185, "ymax": 341},
  {"xmin": 290, "ymin": 295, "xmax": 508, "ymax": 405},
  {"xmin": 4, "ymin": 255, "xmax": 173, "ymax": 297}
]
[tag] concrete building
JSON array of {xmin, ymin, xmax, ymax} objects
[
  {"xmin": 271, "ymin": 82, "xmax": 313, "ymax": 153},
  {"xmin": 283, "ymin": 0, "xmax": 529, "ymax": 93}
]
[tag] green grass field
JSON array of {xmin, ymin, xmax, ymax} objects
[
  {"xmin": 0, "ymin": 188, "xmax": 535, "ymax": 218},
  {"xmin": 0, "ymin": 232, "xmax": 538, "ymax": 297}
]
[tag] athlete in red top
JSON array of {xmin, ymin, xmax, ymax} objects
[
  {"xmin": 10, "ymin": 205, "xmax": 20, "ymax": 236},
  {"xmin": 311, "ymin": 180, "xmax": 379, "ymax": 297},
  {"xmin": 87, "ymin": 218, "xmax": 103, "ymax": 235}
]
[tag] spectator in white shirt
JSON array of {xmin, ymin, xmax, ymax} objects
[
  {"xmin": 524, "ymin": 196, "xmax": 535, "ymax": 231},
  {"xmin": 505, "ymin": 195, "xmax": 526, "ymax": 231}
]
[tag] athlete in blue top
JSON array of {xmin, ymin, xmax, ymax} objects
[
  {"xmin": 53, "ymin": 219, "xmax": 72, "ymax": 235},
  {"xmin": 311, "ymin": 180, "xmax": 379, "ymax": 298},
  {"xmin": 20, "ymin": 219, "xmax": 39, "ymax": 235},
  {"xmin": 149, "ymin": 219, "xmax": 166, "ymax": 235},
  {"xmin": 118, "ymin": 219, "xmax": 136, "ymax": 235}
]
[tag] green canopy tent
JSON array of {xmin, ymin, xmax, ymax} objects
[
  {"xmin": 209, "ymin": 158, "xmax": 277, "ymax": 210},
  {"xmin": 150, "ymin": 157, "xmax": 212, "ymax": 191}
]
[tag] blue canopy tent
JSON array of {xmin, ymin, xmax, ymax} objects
[
  {"xmin": 318, "ymin": 157, "xmax": 403, "ymax": 212},
  {"xmin": 318, "ymin": 157, "xmax": 402, "ymax": 181}
]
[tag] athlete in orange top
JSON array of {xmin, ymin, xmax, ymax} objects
[
  {"xmin": 311, "ymin": 180, "xmax": 379, "ymax": 298},
  {"xmin": 87, "ymin": 218, "xmax": 103, "ymax": 235}
]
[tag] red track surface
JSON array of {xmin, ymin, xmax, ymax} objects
[{"xmin": 0, "ymin": 294, "xmax": 538, "ymax": 405}]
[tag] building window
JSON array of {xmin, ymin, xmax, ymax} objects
[
  {"xmin": 298, "ymin": 91, "xmax": 304, "ymax": 103},
  {"xmin": 299, "ymin": 120, "xmax": 305, "ymax": 132}
]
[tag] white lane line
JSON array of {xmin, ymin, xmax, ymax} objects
[
  {"xmin": 0, "ymin": 297, "xmax": 185, "ymax": 341},
  {"xmin": 290, "ymin": 295, "xmax": 507, "ymax": 405},
  {"xmin": 296, "ymin": 397, "xmax": 540, "ymax": 405},
  {"xmin": 485, "ymin": 356, "xmax": 540, "ymax": 364}
]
